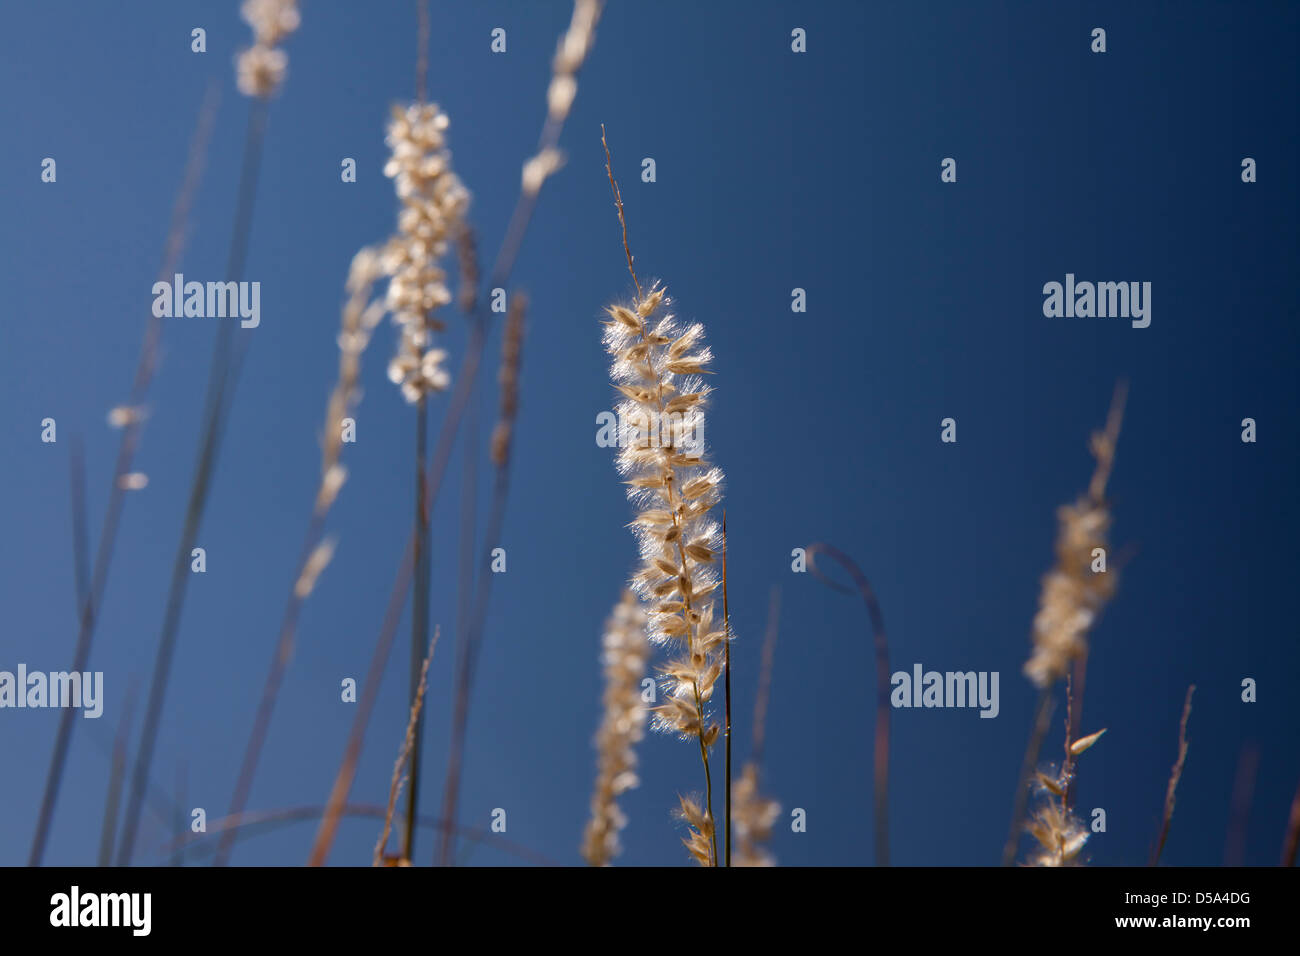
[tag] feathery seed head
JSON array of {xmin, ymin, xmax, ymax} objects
[
  {"xmin": 380, "ymin": 103, "xmax": 470, "ymax": 404},
  {"xmin": 581, "ymin": 591, "xmax": 650, "ymax": 866},
  {"xmin": 601, "ymin": 283, "xmax": 728, "ymax": 757},
  {"xmin": 1023, "ymin": 418, "xmax": 1122, "ymax": 689},
  {"xmin": 1025, "ymin": 800, "xmax": 1090, "ymax": 867},
  {"xmin": 235, "ymin": 0, "xmax": 299, "ymax": 98}
]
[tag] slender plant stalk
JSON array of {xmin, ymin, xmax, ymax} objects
[
  {"xmin": 1001, "ymin": 688, "xmax": 1054, "ymax": 866},
  {"xmin": 1223, "ymin": 743, "xmax": 1258, "ymax": 866},
  {"xmin": 97, "ymin": 684, "xmax": 137, "ymax": 868},
  {"xmin": 69, "ymin": 438, "xmax": 89, "ymax": 607},
  {"xmin": 1061, "ymin": 653, "xmax": 1090, "ymax": 810},
  {"xmin": 751, "ymin": 586, "xmax": 781, "ymax": 769},
  {"xmin": 119, "ymin": 96, "xmax": 271, "ymax": 867},
  {"xmin": 402, "ymin": 0, "xmax": 435, "ymax": 865},
  {"xmin": 415, "ymin": 0, "xmax": 429, "ymax": 103},
  {"xmin": 404, "ymin": 397, "xmax": 432, "ymax": 861},
  {"xmin": 68, "ymin": 442, "xmax": 136, "ymax": 870},
  {"xmin": 432, "ymin": 228, "xmax": 485, "ymax": 868},
  {"xmin": 723, "ymin": 513, "xmax": 732, "ymax": 867},
  {"xmin": 1151, "ymin": 684, "xmax": 1195, "ymax": 866},
  {"xmin": 28, "ymin": 83, "xmax": 219, "ymax": 867},
  {"xmin": 806, "ymin": 542, "xmax": 891, "ymax": 866},
  {"xmin": 439, "ymin": 293, "xmax": 527, "ymax": 866},
  {"xmin": 437, "ymin": 386, "xmax": 478, "ymax": 866}
]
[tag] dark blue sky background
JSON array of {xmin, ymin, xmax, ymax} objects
[{"xmin": 2, "ymin": 1, "xmax": 1296, "ymax": 867}]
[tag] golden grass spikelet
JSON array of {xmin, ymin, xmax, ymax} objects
[
  {"xmin": 1025, "ymin": 799, "xmax": 1090, "ymax": 867},
  {"xmin": 603, "ymin": 285, "xmax": 727, "ymax": 732},
  {"xmin": 675, "ymin": 794, "xmax": 715, "ymax": 867},
  {"xmin": 1024, "ymin": 727, "xmax": 1106, "ymax": 867},
  {"xmin": 1069, "ymin": 727, "xmax": 1107, "ymax": 755},
  {"xmin": 603, "ymin": 282, "xmax": 729, "ymax": 865},
  {"xmin": 581, "ymin": 591, "xmax": 650, "ymax": 866},
  {"xmin": 600, "ymin": 127, "xmax": 724, "ymax": 864}
]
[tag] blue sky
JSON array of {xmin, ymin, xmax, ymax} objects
[{"xmin": 2, "ymin": 0, "xmax": 1297, "ymax": 867}]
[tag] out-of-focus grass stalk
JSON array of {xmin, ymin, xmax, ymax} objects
[{"xmin": 28, "ymin": 83, "xmax": 219, "ymax": 867}]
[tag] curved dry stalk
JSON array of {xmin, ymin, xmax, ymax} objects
[
  {"xmin": 1151, "ymin": 684, "xmax": 1195, "ymax": 866},
  {"xmin": 805, "ymin": 542, "xmax": 890, "ymax": 867},
  {"xmin": 29, "ymin": 83, "xmax": 219, "ymax": 867}
]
